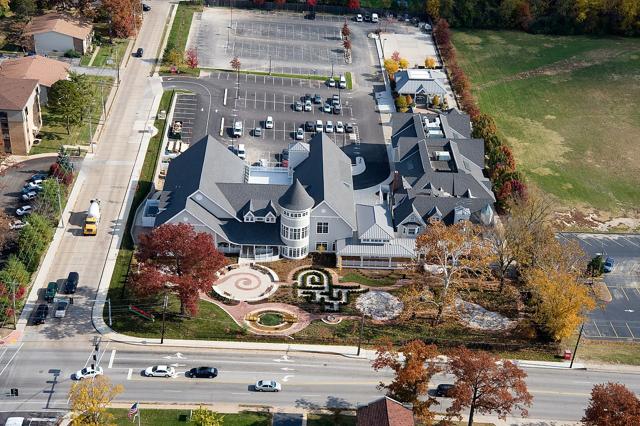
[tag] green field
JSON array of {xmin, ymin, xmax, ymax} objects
[
  {"xmin": 453, "ymin": 30, "xmax": 640, "ymax": 216},
  {"xmin": 107, "ymin": 408, "xmax": 270, "ymax": 425}
]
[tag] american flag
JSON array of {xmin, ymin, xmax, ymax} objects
[{"xmin": 128, "ymin": 402, "xmax": 139, "ymax": 419}]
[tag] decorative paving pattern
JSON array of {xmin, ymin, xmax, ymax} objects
[
  {"xmin": 356, "ymin": 291, "xmax": 403, "ymax": 321},
  {"xmin": 455, "ymin": 298, "xmax": 516, "ymax": 331},
  {"xmin": 213, "ymin": 265, "xmax": 279, "ymax": 302},
  {"xmin": 296, "ymin": 268, "xmax": 367, "ymax": 312}
]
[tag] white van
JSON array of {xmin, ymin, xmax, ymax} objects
[
  {"xmin": 233, "ymin": 121, "xmax": 243, "ymax": 137},
  {"xmin": 237, "ymin": 144, "xmax": 246, "ymax": 160},
  {"xmin": 338, "ymin": 74, "xmax": 347, "ymax": 89},
  {"xmin": 371, "ymin": 13, "xmax": 379, "ymax": 23}
]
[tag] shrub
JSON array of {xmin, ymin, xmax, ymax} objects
[
  {"xmin": 64, "ymin": 49, "xmax": 80, "ymax": 58},
  {"xmin": 395, "ymin": 95, "xmax": 408, "ymax": 112}
]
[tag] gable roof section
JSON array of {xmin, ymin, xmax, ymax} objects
[
  {"xmin": 356, "ymin": 396, "xmax": 414, "ymax": 426},
  {"xmin": 356, "ymin": 204, "xmax": 394, "ymax": 240},
  {"xmin": 0, "ymin": 55, "xmax": 69, "ymax": 88},
  {"xmin": 0, "ymin": 77, "xmax": 38, "ymax": 110},
  {"xmin": 394, "ymin": 70, "xmax": 447, "ymax": 95},
  {"xmin": 294, "ymin": 133, "xmax": 356, "ymax": 229},
  {"xmin": 24, "ymin": 13, "xmax": 93, "ymax": 39},
  {"xmin": 440, "ymin": 109, "xmax": 472, "ymax": 139}
]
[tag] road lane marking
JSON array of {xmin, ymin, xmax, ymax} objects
[
  {"xmin": 108, "ymin": 350, "xmax": 116, "ymax": 368},
  {"xmin": 127, "ymin": 368, "xmax": 133, "ymax": 380},
  {"xmin": 0, "ymin": 343, "xmax": 23, "ymax": 377}
]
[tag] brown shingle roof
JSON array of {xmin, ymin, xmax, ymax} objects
[
  {"xmin": 0, "ymin": 77, "xmax": 39, "ymax": 110},
  {"xmin": 24, "ymin": 12, "xmax": 93, "ymax": 40},
  {"xmin": 357, "ymin": 397, "xmax": 415, "ymax": 426},
  {"xmin": 0, "ymin": 55, "xmax": 69, "ymax": 87}
]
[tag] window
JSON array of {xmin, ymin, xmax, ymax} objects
[
  {"xmin": 244, "ymin": 212, "xmax": 254, "ymax": 222},
  {"xmin": 316, "ymin": 222, "xmax": 329, "ymax": 234},
  {"xmin": 281, "ymin": 225, "xmax": 308, "ymax": 240},
  {"xmin": 265, "ymin": 215, "xmax": 275, "ymax": 223},
  {"xmin": 285, "ymin": 246, "xmax": 308, "ymax": 258},
  {"xmin": 406, "ymin": 226, "xmax": 420, "ymax": 235},
  {"xmin": 315, "ymin": 242, "xmax": 328, "ymax": 251},
  {"xmin": 283, "ymin": 210, "xmax": 308, "ymax": 218}
]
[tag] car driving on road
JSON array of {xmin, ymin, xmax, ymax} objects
[
  {"xmin": 187, "ymin": 367, "xmax": 218, "ymax": 378},
  {"xmin": 75, "ymin": 366, "xmax": 103, "ymax": 380},
  {"xmin": 144, "ymin": 365, "xmax": 176, "ymax": 377},
  {"xmin": 255, "ymin": 380, "xmax": 281, "ymax": 392}
]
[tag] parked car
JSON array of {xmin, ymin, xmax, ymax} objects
[
  {"xmin": 23, "ymin": 182, "xmax": 42, "ymax": 192},
  {"xmin": 45, "ymin": 281, "xmax": 58, "ymax": 303},
  {"xmin": 313, "ymin": 94, "xmax": 322, "ymax": 104},
  {"xmin": 16, "ymin": 205, "xmax": 32, "ymax": 216},
  {"xmin": 304, "ymin": 100, "xmax": 312, "ymax": 111},
  {"xmin": 255, "ymin": 380, "xmax": 281, "ymax": 392},
  {"xmin": 315, "ymin": 120, "xmax": 323, "ymax": 133},
  {"xmin": 323, "ymin": 102, "xmax": 332, "ymax": 113},
  {"xmin": 345, "ymin": 122, "xmax": 354, "ymax": 133},
  {"xmin": 325, "ymin": 121, "xmax": 334, "ymax": 133},
  {"xmin": 265, "ymin": 116, "xmax": 274, "ymax": 129},
  {"xmin": 74, "ymin": 366, "xmax": 103, "ymax": 380},
  {"xmin": 33, "ymin": 303, "xmax": 48, "ymax": 325},
  {"xmin": 144, "ymin": 365, "xmax": 176, "ymax": 377},
  {"xmin": 305, "ymin": 121, "xmax": 315, "ymax": 132},
  {"xmin": 142, "ymin": 3, "xmax": 151, "ymax": 11},
  {"xmin": 237, "ymin": 144, "xmax": 246, "ymax": 160},
  {"xmin": 603, "ymin": 257, "xmax": 615, "ymax": 273},
  {"xmin": 54, "ymin": 300, "xmax": 69, "ymax": 318},
  {"xmin": 233, "ymin": 121, "xmax": 243, "ymax": 137},
  {"xmin": 296, "ymin": 127, "xmax": 304, "ymax": 140},
  {"xmin": 371, "ymin": 13, "xmax": 379, "ymax": 23},
  {"xmin": 356, "ymin": 14, "xmax": 363, "ymax": 22},
  {"xmin": 336, "ymin": 121, "xmax": 344, "ymax": 133},
  {"xmin": 188, "ymin": 367, "xmax": 218, "ymax": 378},
  {"xmin": 326, "ymin": 78, "xmax": 336, "ymax": 88},
  {"xmin": 339, "ymin": 75, "xmax": 347, "ymax": 89},
  {"xmin": 364, "ymin": 13, "xmax": 371, "ymax": 21},
  {"xmin": 294, "ymin": 101, "xmax": 303, "ymax": 112},
  {"xmin": 135, "ymin": 48, "xmax": 144, "ymax": 58},
  {"xmin": 21, "ymin": 191, "xmax": 37, "ymax": 201},
  {"xmin": 331, "ymin": 94, "xmax": 340, "ymax": 105},
  {"xmin": 9, "ymin": 220, "xmax": 27, "ymax": 230},
  {"xmin": 64, "ymin": 271, "xmax": 79, "ymax": 294},
  {"xmin": 333, "ymin": 104, "xmax": 342, "ymax": 115},
  {"xmin": 435, "ymin": 384, "xmax": 454, "ymax": 397},
  {"xmin": 303, "ymin": 93, "xmax": 312, "ymax": 103},
  {"xmin": 28, "ymin": 173, "xmax": 47, "ymax": 183},
  {"xmin": 253, "ymin": 127, "xmax": 262, "ymax": 137}
]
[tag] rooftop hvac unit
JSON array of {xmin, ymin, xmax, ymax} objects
[{"xmin": 434, "ymin": 151, "xmax": 451, "ymax": 161}]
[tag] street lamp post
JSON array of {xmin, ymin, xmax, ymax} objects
[
  {"xmin": 570, "ymin": 323, "xmax": 584, "ymax": 369},
  {"xmin": 356, "ymin": 312, "xmax": 365, "ymax": 356}
]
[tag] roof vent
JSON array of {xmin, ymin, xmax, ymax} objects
[{"xmin": 434, "ymin": 151, "xmax": 451, "ymax": 161}]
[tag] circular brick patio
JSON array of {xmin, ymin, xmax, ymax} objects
[{"xmin": 213, "ymin": 265, "xmax": 279, "ymax": 302}]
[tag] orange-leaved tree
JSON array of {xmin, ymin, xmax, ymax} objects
[
  {"xmin": 415, "ymin": 220, "xmax": 490, "ymax": 324},
  {"xmin": 372, "ymin": 339, "xmax": 440, "ymax": 424},
  {"xmin": 582, "ymin": 382, "xmax": 640, "ymax": 426},
  {"xmin": 446, "ymin": 347, "xmax": 532, "ymax": 426}
]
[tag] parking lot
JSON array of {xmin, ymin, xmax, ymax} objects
[
  {"xmin": 171, "ymin": 93, "xmax": 198, "ymax": 145},
  {"xmin": 559, "ymin": 233, "xmax": 640, "ymax": 341},
  {"xmin": 0, "ymin": 157, "xmax": 57, "ymax": 216},
  {"xmin": 189, "ymin": 8, "xmax": 373, "ymax": 75}
]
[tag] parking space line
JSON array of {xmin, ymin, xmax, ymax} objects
[
  {"xmin": 626, "ymin": 323, "xmax": 635, "ymax": 339},
  {"xmin": 610, "ymin": 321, "xmax": 619, "ymax": 338},
  {"xmin": 621, "ymin": 287, "xmax": 630, "ymax": 301}
]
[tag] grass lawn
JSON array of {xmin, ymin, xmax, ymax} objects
[
  {"xmin": 307, "ymin": 413, "xmax": 357, "ymax": 426},
  {"xmin": 108, "ymin": 408, "xmax": 270, "ymax": 425},
  {"xmin": 91, "ymin": 39, "xmax": 130, "ymax": 67},
  {"xmin": 338, "ymin": 270, "xmax": 403, "ymax": 287},
  {"xmin": 453, "ymin": 30, "xmax": 640, "ymax": 216},
  {"xmin": 31, "ymin": 76, "xmax": 114, "ymax": 155},
  {"xmin": 166, "ymin": 2, "xmax": 202, "ymax": 53},
  {"xmin": 570, "ymin": 337, "xmax": 640, "ymax": 365}
]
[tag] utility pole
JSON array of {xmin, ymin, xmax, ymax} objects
[
  {"xmin": 87, "ymin": 105, "xmax": 93, "ymax": 153},
  {"xmin": 160, "ymin": 293, "xmax": 168, "ymax": 344},
  {"xmin": 115, "ymin": 48, "xmax": 120, "ymax": 84},
  {"xmin": 570, "ymin": 323, "xmax": 584, "ymax": 369},
  {"xmin": 356, "ymin": 312, "xmax": 365, "ymax": 356},
  {"xmin": 9, "ymin": 281, "xmax": 17, "ymax": 328},
  {"xmin": 269, "ymin": 56, "xmax": 272, "ymax": 75},
  {"xmin": 107, "ymin": 298, "xmax": 112, "ymax": 327}
]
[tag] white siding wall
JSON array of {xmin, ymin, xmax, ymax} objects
[
  {"xmin": 309, "ymin": 202, "xmax": 353, "ymax": 252},
  {"xmin": 34, "ymin": 31, "xmax": 75, "ymax": 54}
]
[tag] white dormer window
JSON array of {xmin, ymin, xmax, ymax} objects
[
  {"xmin": 265, "ymin": 212, "xmax": 275, "ymax": 223},
  {"xmin": 244, "ymin": 212, "xmax": 254, "ymax": 222}
]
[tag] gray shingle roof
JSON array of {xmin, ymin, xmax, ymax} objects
[
  {"xmin": 294, "ymin": 133, "xmax": 357, "ymax": 230},
  {"xmin": 356, "ymin": 204, "xmax": 394, "ymax": 240},
  {"xmin": 278, "ymin": 179, "xmax": 314, "ymax": 211},
  {"xmin": 394, "ymin": 70, "xmax": 447, "ymax": 96}
]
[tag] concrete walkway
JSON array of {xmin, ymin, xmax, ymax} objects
[{"xmin": 70, "ymin": 65, "xmax": 118, "ymax": 77}]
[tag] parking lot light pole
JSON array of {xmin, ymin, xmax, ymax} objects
[
  {"xmin": 269, "ymin": 56, "xmax": 272, "ymax": 75},
  {"xmin": 570, "ymin": 322, "xmax": 585, "ymax": 369}
]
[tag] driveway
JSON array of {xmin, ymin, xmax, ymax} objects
[{"xmin": 558, "ymin": 233, "xmax": 640, "ymax": 341}]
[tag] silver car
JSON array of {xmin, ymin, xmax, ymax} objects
[
  {"xmin": 255, "ymin": 379, "xmax": 281, "ymax": 392},
  {"xmin": 144, "ymin": 365, "xmax": 176, "ymax": 377}
]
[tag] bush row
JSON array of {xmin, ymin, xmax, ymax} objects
[{"xmin": 434, "ymin": 19, "xmax": 527, "ymax": 212}]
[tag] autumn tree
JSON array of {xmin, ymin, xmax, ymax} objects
[
  {"xmin": 166, "ymin": 48, "xmax": 185, "ymax": 67},
  {"xmin": 582, "ymin": 382, "xmax": 640, "ymax": 426},
  {"xmin": 425, "ymin": 56, "xmax": 437, "ymax": 69},
  {"xmin": 372, "ymin": 339, "xmax": 440, "ymax": 424},
  {"xmin": 0, "ymin": 0, "xmax": 9, "ymax": 17},
  {"xmin": 426, "ymin": 0, "xmax": 440, "ymax": 20},
  {"xmin": 130, "ymin": 223, "xmax": 227, "ymax": 316},
  {"xmin": 185, "ymin": 48, "xmax": 199, "ymax": 69},
  {"xmin": 398, "ymin": 57, "xmax": 409, "ymax": 69},
  {"xmin": 383, "ymin": 58, "xmax": 399, "ymax": 78},
  {"xmin": 391, "ymin": 51, "xmax": 401, "ymax": 62},
  {"xmin": 103, "ymin": 0, "xmax": 141, "ymax": 37},
  {"xmin": 447, "ymin": 347, "xmax": 532, "ymax": 426},
  {"xmin": 341, "ymin": 22, "xmax": 351, "ymax": 39},
  {"xmin": 343, "ymin": 39, "xmax": 352, "ymax": 52},
  {"xmin": 394, "ymin": 95, "xmax": 408, "ymax": 112},
  {"xmin": 68, "ymin": 375, "xmax": 124, "ymax": 425},
  {"xmin": 415, "ymin": 220, "xmax": 490, "ymax": 324},
  {"xmin": 0, "ymin": 211, "xmax": 14, "ymax": 252},
  {"xmin": 525, "ymin": 267, "xmax": 595, "ymax": 341},
  {"xmin": 347, "ymin": 0, "xmax": 359, "ymax": 10},
  {"xmin": 230, "ymin": 56, "xmax": 241, "ymax": 72},
  {"xmin": 486, "ymin": 219, "xmax": 528, "ymax": 292},
  {"xmin": 191, "ymin": 406, "xmax": 225, "ymax": 426},
  {"xmin": 274, "ymin": 0, "xmax": 285, "ymax": 7},
  {"xmin": 431, "ymin": 94, "xmax": 441, "ymax": 107},
  {"xmin": 306, "ymin": 0, "xmax": 317, "ymax": 7}
]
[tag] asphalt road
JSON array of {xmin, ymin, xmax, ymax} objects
[
  {"xmin": 1, "ymin": 342, "xmax": 640, "ymax": 421},
  {"xmin": 559, "ymin": 233, "xmax": 640, "ymax": 341}
]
